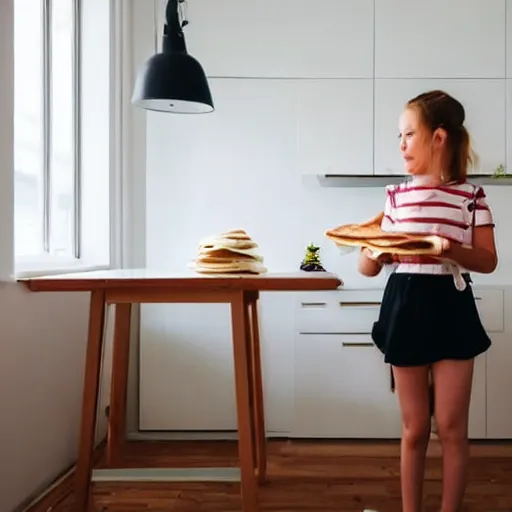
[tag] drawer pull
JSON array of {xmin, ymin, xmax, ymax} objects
[
  {"xmin": 301, "ymin": 302, "xmax": 327, "ymax": 308},
  {"xmin": 339, "ymin": 301, "xmax": 381, "ymax": 308},
  {"xmin": 341, "ymin": 341, "xmax": 374, "ymax": 347},
  {"xmin": 474, "ymin": 297, "xmax": 482, "ymax": 301}
]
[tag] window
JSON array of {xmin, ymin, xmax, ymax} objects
[{"xmin": 14, "ymin": 0, "xmax": 113, "ymax": 274}]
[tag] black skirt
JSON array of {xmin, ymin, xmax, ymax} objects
[{"xmin": 371, "ymin": 272, "xmax": 491, "ymax": 367}]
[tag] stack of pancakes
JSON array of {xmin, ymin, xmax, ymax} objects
[
  {"xmin": 189, "ymin": 229, "xmax": 268, "ymax": 275},
  {"xmin": 325, "ymin": 212, "xmax": 445, "ymax": 256}
]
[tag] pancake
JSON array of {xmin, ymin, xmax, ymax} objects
[
  {"xmin": 195, "ymin": 250, "xmax": 262, "ymax": 263},
  {"xmin": 198, "ymin": 229, "xmax": 259, "ymax": 251},
  {"xmin": 188, "ymin": 260, "xmax": 267, "ymax": 274},
  {"xmin": 218, "ymin": 229, "xmax": 253, "ymax": 240},
  {"xmin": 191, "ymin": 229, "xmax": 267, "ymax": 274},
  {"xmin": 197, "ymin": 244, "xmax": 263, "ymax": 261},
  {"xmin": 325, "ymin": 212, "xmax": 445, "ymax": 256},
  {"xmin": 326, "ymin": 232, "xmax": 445, "ymax": 255}
]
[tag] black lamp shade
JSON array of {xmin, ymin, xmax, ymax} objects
[
  {"xmin": 132, "ymin": 52, "xmax": 214, "ymax": 114},
  {"xmin": 131, "ymin": 0, "xmax": 214, "ymax": 114}
]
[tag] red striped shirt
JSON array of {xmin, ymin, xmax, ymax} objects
[{"xmin": 381, "ymin": 181, "xmax": 494, "ymax": 245}]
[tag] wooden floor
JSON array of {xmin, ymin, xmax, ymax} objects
[{"xmin": 29, "ymin": 439, "xmax": 512, "ymax": 512}]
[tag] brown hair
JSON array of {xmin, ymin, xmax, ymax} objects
[{"xmin": 406, "ymin": 90, "xmax": 477, "ymax": 182}]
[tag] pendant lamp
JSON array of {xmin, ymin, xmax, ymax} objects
[{"xmin": 131, "ymin": 0, "xmax": 214, "ymax": 114}]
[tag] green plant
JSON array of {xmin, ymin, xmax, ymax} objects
[
  {"xmin": 300, "ymin": 242, "xmax": 326, "ymax": 272},
  {"xmin": 492, "ymin": 164, "xmax": 512, "ymax": 179}
]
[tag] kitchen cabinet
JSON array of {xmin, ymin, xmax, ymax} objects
[
  {"xmin": 139, "ymin": 293, "xmax": 296, "ymax": 434},
  {"xmin": 139, "ymin": 302, "xmax": 237, "ymax": 431},
  {"xmin": 486, "ymin": 289, "xmax": 512, "ymax": 438},
  {"xmin": 291, "ymin": 289, "xmax": 492, "ymax": 439},
  {"xmin": 468, "ymin": 354, "xmax": 487, "ymax": 439},
  {"xmin": 486, "ymin": 332, "xmax": 512, "ymax": 438},
  {"xmin": 292, "ymin": 333, "xmax": 402, "ymax": 438},
  {"xmin": 138, "ymin": 284, "xmax": 511, "ymax": 439},
  {"xmin": 172, "ymin": 0, "xmax": 374, "ymax": 79},
  {"xmin": 296, "ymin": 80, "xmax": 374, "ymax": 175},
  {"xmin": 375, "ymin": 0, "xmax": 506, "ymax": 79},
  {"xmin": 374, "ymin": 79, "xmax": 506, "ymax": 176},
  {"xmin": 292, "ymin": 290, "xmax": 399, "ymax": 439}
]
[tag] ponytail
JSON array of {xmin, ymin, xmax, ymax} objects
[{"xmin": 446, "ymin": 125, "xmax": 477, "ymax": 183}]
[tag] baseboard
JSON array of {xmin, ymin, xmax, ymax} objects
[
  {"xmin": 18, "ymin": 466, "xmax": 75, "ymax": 512},
  {"xmin": 19, "ymin": 439, "xmax": 106, "ymax": 512}
]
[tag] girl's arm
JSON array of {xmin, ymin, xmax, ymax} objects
[{"xmin": 442, "ymin": 225, "xmax": 498, "ymax": 274}]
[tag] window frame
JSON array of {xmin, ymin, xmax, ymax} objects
[
  {"xmin": 14, "ymin": 0, "xmax": 120, "ymax": 278},
  {"xmin": 41, "ymin": 0, "xmax": 82, "ymax": 259}
]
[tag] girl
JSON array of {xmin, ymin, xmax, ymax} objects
[{"xmin": 358, "ymin": 90, "xmax": 498, "ymax": 512}]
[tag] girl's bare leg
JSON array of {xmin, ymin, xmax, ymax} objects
[
  {"xmin": 392, "ymin": 365, "xmax": 432, "ymax": 512},
  {"xmin": 432, "ymin": 359, "xmax": 474, "ymax": 512}
]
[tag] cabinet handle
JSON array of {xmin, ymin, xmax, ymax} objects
[
  {"xmin": 474, "ymin": 297, "xmax": 482, "ymax": 301},
  {"xmin": 301, "ymin": 302, "xmax": 327, "ymax": 308},
  {"xmin": 390, "ymin": 366, "xmax": 395, "ymax": 393},
  {"xmin": 339, "ymin": 301, "xmax": 381, "ymax": 307},
  {"xmin": 341, "ymin": 341, "xmax": 373, "ymax": 347}
]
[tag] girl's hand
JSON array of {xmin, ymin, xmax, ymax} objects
[
  {"xmin": 433, "ymin": 237, "xmax": 463, "ymax": 263},
  {"xmin": 362, "ymin": 247, "xmax": 396, "ymax": 264},
  {"xmin": 439, "ymin": 237, "xmax": 452, "ymax": 255}
]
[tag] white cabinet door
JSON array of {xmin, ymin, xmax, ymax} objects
[
  {"xmin": 297, "ymin": 80, "xmax": 374, "ymax": 175},
  {"xmin": 486, "ymin": 331, "xmax": 512, "ymax": 438},
  {"xmin": 375, "ymin": 0, "xmax": 506, "ymax": 78},
  {"xmin": 139, "ymin": 294, "xmax": 296, "ymax": 433},
  {"xmin": 292, "ymin": 334, "xmax": 402, "ymax": 438},
  {"xmin": 468, "ymin": 353, "xmax": 487, "ymax": 439},
  {"xmin": 374, "ymin": 79, "xmax": 506, "ymax": 176},
  {"xmin": 176, "ymin": 0, "xmax": 374, "ymax": 78},
  {"xmin": 139, "ymin": 303, "xmax": 237, "ymax": 431}
]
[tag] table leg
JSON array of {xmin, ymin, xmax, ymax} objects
[
  {"xmin": 230, "ymin": 291, "xmax": 259, "ymax": 512},
  {"xmin": 75, "ymin": 290, "xmax": 107, "ymax": 512},
  {"xmin": 107, "ymin": 302, "xmax": 132, "ymax": 467},
  {"xmin": 244, "ymin": 291, "xmax": 267, "ymax": 484}
]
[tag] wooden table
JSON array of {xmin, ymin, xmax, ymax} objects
[{"xmin": 20, "ymin": 270, "xmax": 342, "ymax": 512}]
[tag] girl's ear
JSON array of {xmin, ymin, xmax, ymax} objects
[{"xmin": 432, "ymin": 127, "xmax": 448, "ymax": 149}]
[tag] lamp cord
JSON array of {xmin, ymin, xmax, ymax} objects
[
  {"xmin": 179, "ymin": 0, "xmax": 188, "ymax": 27},
  {"xmin": 153, "ymin": 0, "xmax": 158, "ymax": 52},
  {"xmin": 155, "ymin": 0, "xmax": 190, "ymax": 53}
]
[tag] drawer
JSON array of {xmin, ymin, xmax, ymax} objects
[
  {"xmin": 292, "ymin": 333, "xmax": 401, "ymax": 438},
  {"xmin": 296, "ymin": 287, "xmax": 503, "ymax": 334},
  {"xmin": 297, "ymin": 290, "xmax": 384, "ymax": 334},
  {"xmin": 473, "ymin": 288, "xmax": 503, "ymax": 332}
]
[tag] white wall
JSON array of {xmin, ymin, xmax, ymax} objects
[
  {"xmin": 0, "ymin": 287, "xmax": 90, "ymax": 512},
  {"xmin": 138, "ymin": 1, "xmax": 512, "ymax": 432},
  {"xmin": 0, "ymin": 2, "xmax": 93, "ymax": 510},
  {"xmin": 143, "ymin": 1, "xmax": 512, "ymax": 289}
]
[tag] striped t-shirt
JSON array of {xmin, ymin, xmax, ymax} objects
[{"xmin": 381, "ymin": 180, "xmax": 494, "ymax": 246}]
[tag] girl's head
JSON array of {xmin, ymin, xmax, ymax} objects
[{"xmin": 398, "ymin": 90, "xmax": 476, "ymax": 183}]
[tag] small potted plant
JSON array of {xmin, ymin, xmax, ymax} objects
[{"xmin": 300, "ymin": 242, "xmax": 326, "ymax": 272}]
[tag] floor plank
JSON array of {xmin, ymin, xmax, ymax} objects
[{"xmin": 27, "ymin": 439, "xmax": 512, "ymax": 512}]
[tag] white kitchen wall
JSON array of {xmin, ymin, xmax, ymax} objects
[
  {"xmin": 143, "ymin": 0, "xmax": 512, "ymax": 288},
  {"xmin": 138, "ymin": 0, "xmax": 512, "ymax": 433}
]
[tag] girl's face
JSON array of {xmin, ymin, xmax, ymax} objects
[{"xmin": 398, "ymin": 107, "xmax": 447, "ymax": 179}]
